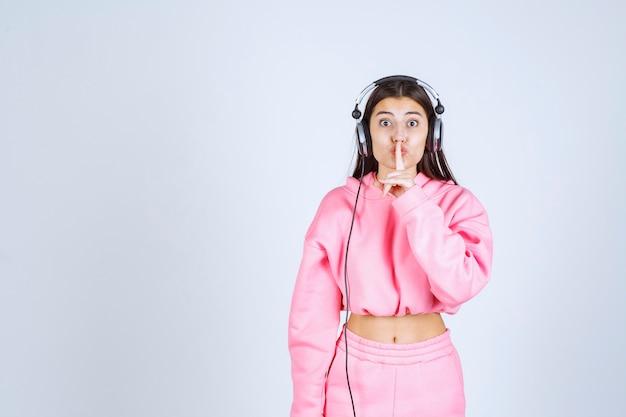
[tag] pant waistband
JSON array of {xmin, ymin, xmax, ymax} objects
[{"xmin": 336, "ymin": 327, "xmax": 456, "ymax": 365}]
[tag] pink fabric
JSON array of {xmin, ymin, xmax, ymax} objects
[
  {"xmin": 325, "ymin": 328, "xmax": 465, "ymax": 417},
  {"xmin": 289, "ymin": 172, "xmax": 492, "ymax": 417}
]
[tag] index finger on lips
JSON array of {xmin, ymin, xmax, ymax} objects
[{"xmin": 395, "ymin": 142, "xmax": 405, "ymax": 170}]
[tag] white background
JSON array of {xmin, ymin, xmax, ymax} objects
[{"xmin": 1, "ymin": 1, "xmax": 625, "ymax": 416}]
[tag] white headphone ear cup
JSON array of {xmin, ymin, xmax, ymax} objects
[
  {"xmin": 432, "ymin": 117, "xmax": 442, "ymax": 151},
  {"xmin": 356, "ymin": 122, "xmax": 367, "ymax": 156}
]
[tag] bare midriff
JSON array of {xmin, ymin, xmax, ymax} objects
[{"xmin": 346, "ymin": 312, "xmax": 446, "ymax": 344}]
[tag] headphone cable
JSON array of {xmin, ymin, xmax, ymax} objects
[{"xmin": 342, "ymin": 154, "xmax": 365, "ymax": 417}]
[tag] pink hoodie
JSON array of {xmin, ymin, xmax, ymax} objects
[{"xmin": 288, "ymin": 172, "xmax": 493, "ymax": 417}]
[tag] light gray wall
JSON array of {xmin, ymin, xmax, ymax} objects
[{"xmin": 1, "ymin": 1, "xmax": 624, "ymax": 416}]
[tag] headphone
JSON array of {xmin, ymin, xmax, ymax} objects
[{"xmin": 351, "ymin": 75, "xmax": 445, "ymax": 156}]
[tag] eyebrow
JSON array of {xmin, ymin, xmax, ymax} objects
[{"xmin": 375, "ymin": 110, "xmax": 424, "ymax": 117}]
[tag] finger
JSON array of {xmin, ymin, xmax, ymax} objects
[
  {"xmin": 382, "ymin": 183, "xmax": 392, "ymax": 198},
  {"xmin": 395, "ymin": 142, "xmax": 405, "ymax": 170}
]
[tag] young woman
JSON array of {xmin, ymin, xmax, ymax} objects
[{"xmin": 288, "ymin": 76, "xmax": 493, "ymax": 417}]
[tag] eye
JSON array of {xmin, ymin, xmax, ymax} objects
[
  {"xmin": 380, "ymin": 119, "xmax": 392, "ymax": 127},
  {"xmin": 407, "ymin": 120, "xmax": 419, "ymax": 127}
]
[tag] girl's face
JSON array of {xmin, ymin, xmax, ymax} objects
[{"xmin": 369, "ymin": 96, "xmax": 429, "ymax": 178}]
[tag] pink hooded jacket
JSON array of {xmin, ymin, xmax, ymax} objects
[{"xmin": 288, "ymin": 172, "xmax": 493, "ymax": 417}]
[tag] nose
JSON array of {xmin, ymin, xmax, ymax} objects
[{"xmin": 394, "ymin": 127, "xmax": 406, "ymax": 142}]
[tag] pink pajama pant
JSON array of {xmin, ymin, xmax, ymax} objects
[{"xmin": 324, "ymin": 328, "xmax": 465, "ymax": 417}]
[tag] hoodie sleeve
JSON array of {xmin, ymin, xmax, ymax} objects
[
  {"xmin": 392, "ymin": 184, "xmax": 493, "ymax": 311},
  {"xmin": 288, "ymin": 242, "xmax": 342, "ymax": 417}
]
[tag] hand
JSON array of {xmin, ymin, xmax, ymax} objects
[{"xmin": 379, "ymin": 142, "xmax": 415, "ymax": 198}]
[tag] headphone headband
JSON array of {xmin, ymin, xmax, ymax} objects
[{"xmin": 352, "ymin": 75, "xmax": 444, "ymax": 121}]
